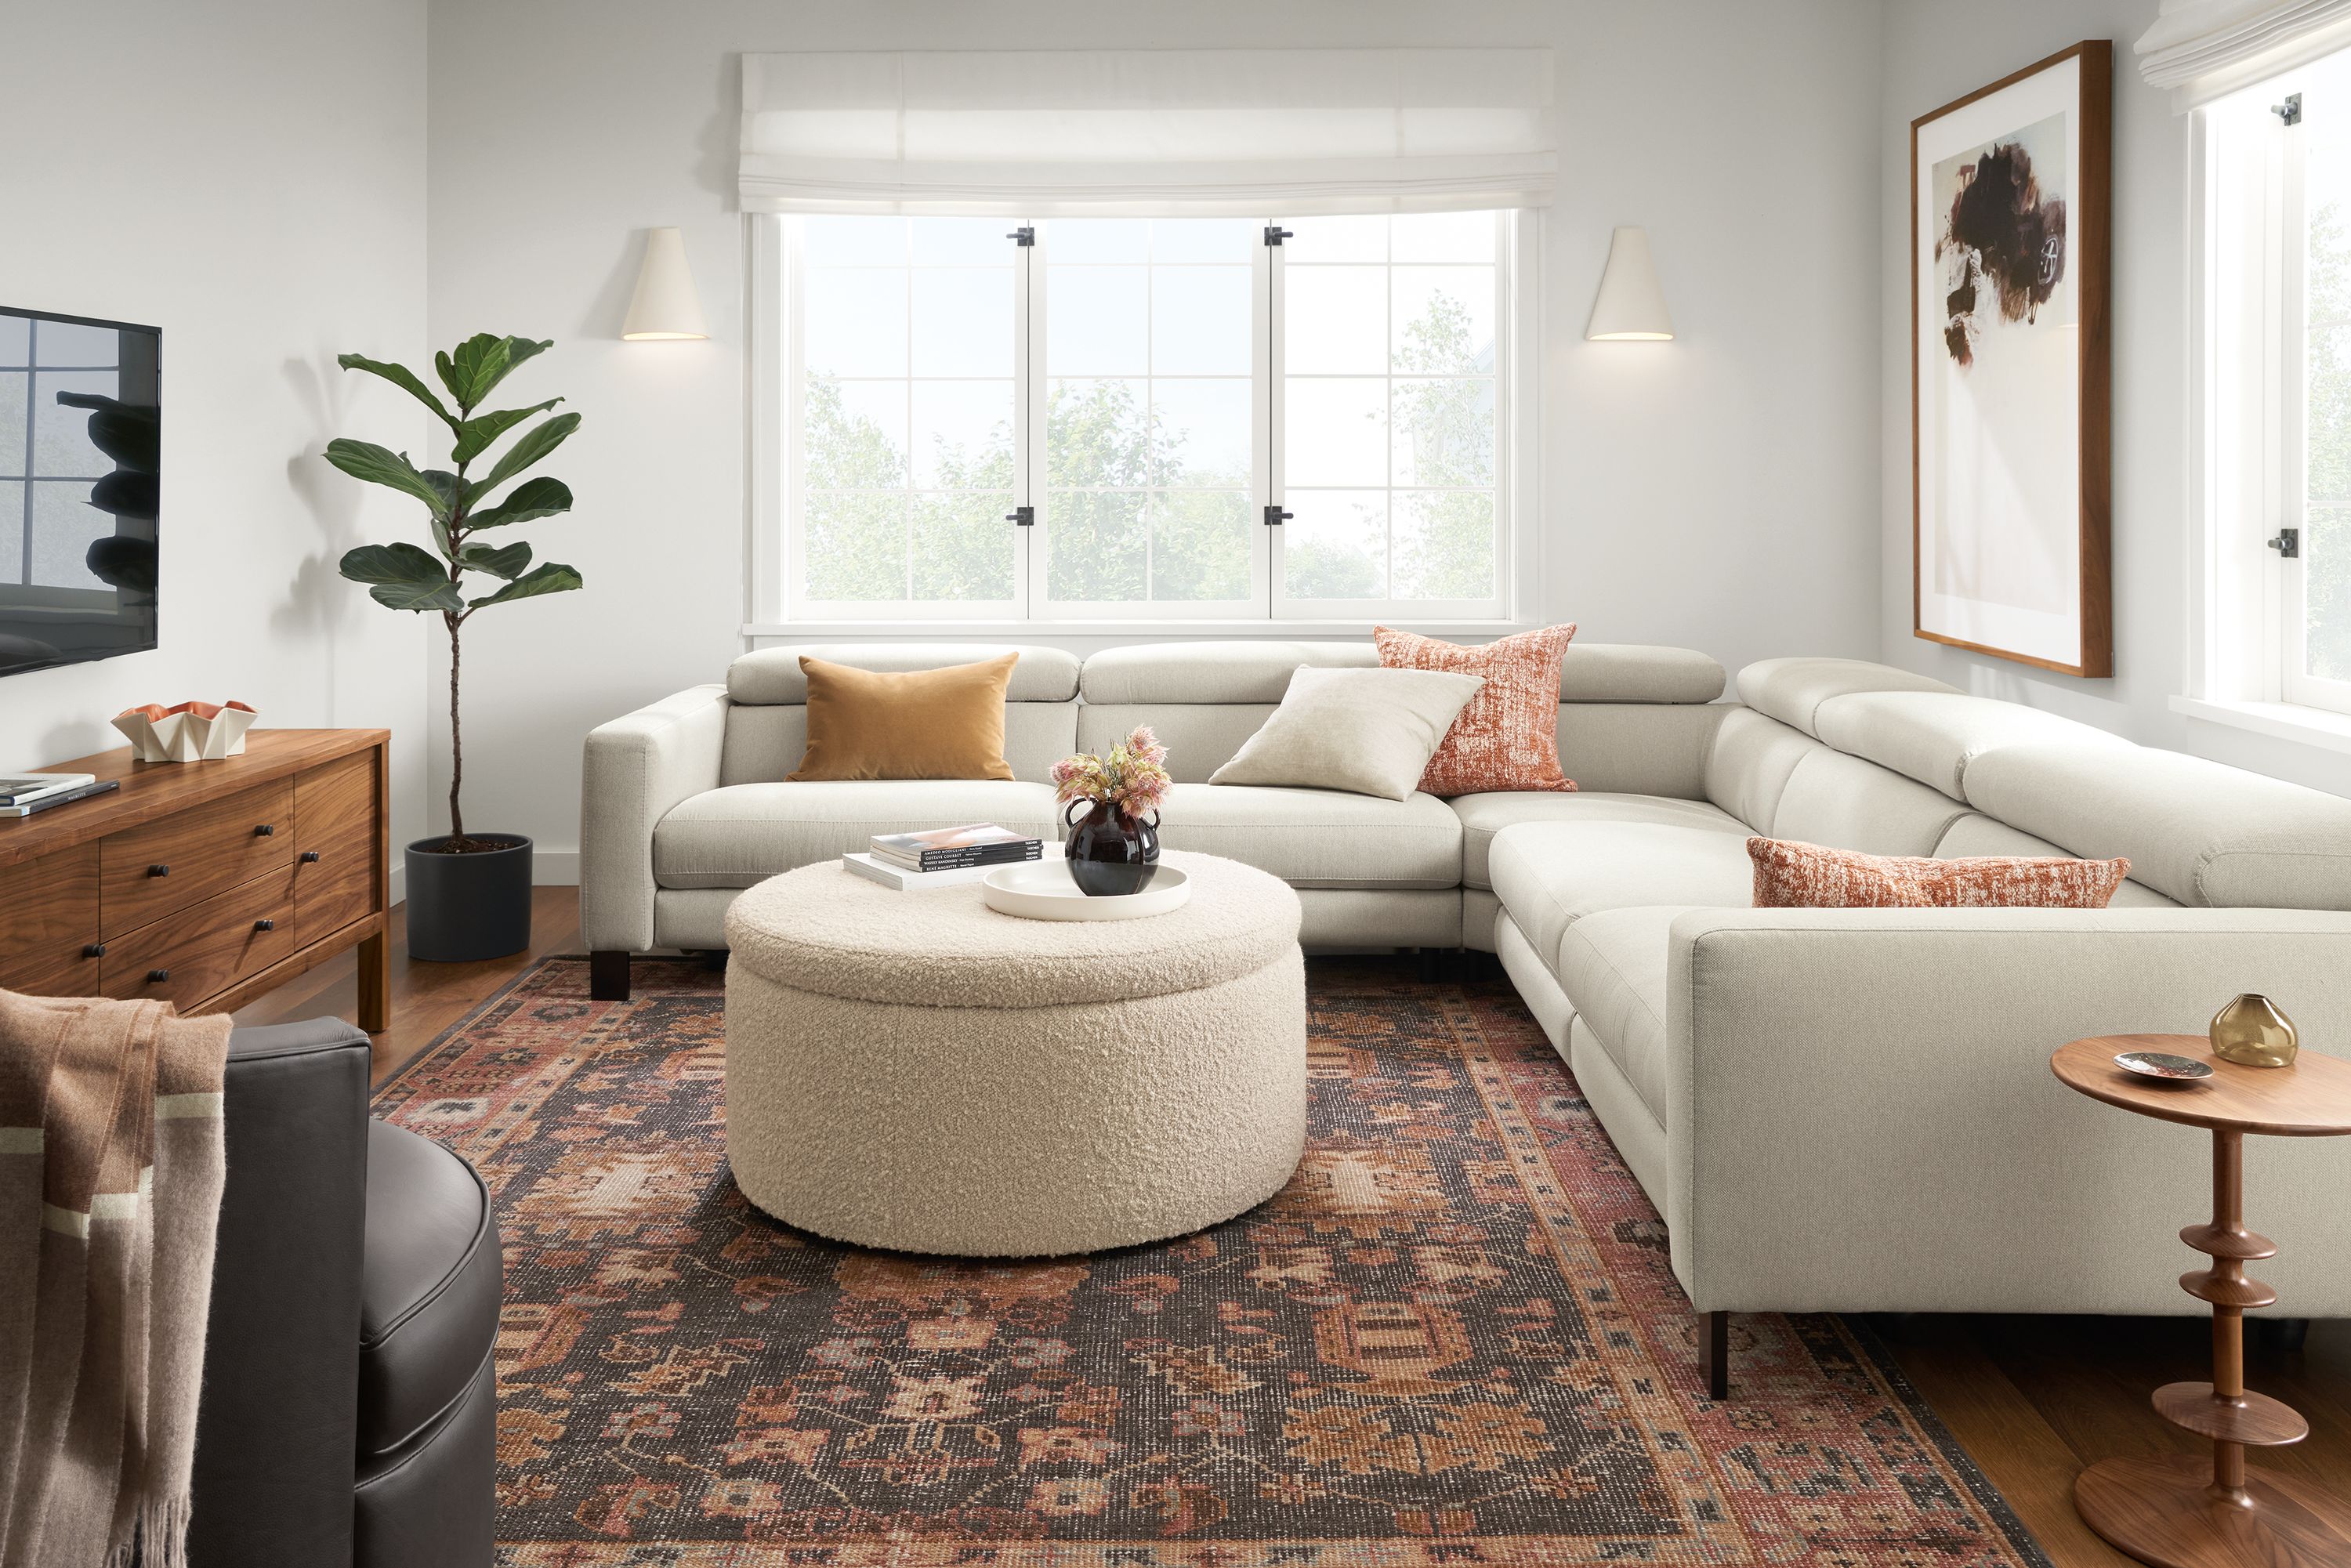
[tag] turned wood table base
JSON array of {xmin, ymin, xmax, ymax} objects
[{"xmin": 2054, "ymin": 1036, "xmax": 2351, "ymax": 1568}]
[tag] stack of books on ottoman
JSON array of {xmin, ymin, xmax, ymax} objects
[{"xmin": 843, "ymin": 824, "xmax": 1052, "ymax": 890}]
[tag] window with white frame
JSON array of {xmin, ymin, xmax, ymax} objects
[
  {"xmin": 763, "ymin": 210, "xmax": 1521, "ymax": 625},
  {"xmin": 2206, "ymin": 56, "xmax": 2351, "ymax": 717}
]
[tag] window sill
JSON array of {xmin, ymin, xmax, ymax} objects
[
  {"xmin": 2169, "ymin": 695, "xmax": 2351, "ymax": 757},
  {"xmin": 741, "ymin": 619, "xmax": 1534, "ymax": 639}
]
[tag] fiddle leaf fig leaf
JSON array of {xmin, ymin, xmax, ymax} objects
[
  {"xmin": 467, "ymin": 476, "xmax": 571, "ymax": 529},
  {"xmin": 472, "ymin": 411, "xmax": 578, "ymax": 498},
  {"xmin": 451, "ymin": 397, "xmax": 562, "ymax": 465},
  {"xmin": 337, "ymin": 353, "xmax": 458, "ymax": 430},
  {"xmin": 339, "ymin": 541, "xmax": 463, "ymax": 612},
  {"xmin": 458, "ymin": 539, "xmax": 531, "ymax": 580},
  {"xmin": 324, "ymin": 440, "xmax": 451, "ymax": 520},
  {"xmin": 467, "ymin": 559, "xmax": 581, "ymax": 608},
  {"xmin": 437, "ymin": 332, "xmax": 552, "ymax": 412}
]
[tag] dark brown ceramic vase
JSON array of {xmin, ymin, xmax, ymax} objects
[{"xmin": 1063, "ymin": 799, "xmax": 1160, "ymax": 896}]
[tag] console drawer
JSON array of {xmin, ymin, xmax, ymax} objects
[
  {"xmin": 100, "ymin": 866, "xmax": 299, "ymax": 1011},
  {"xmin": 294, "ymin": 752, "xmax": 379, "ymax": 942},
  {"xmin": 101, "ymin": 779, "xmax": 294, "ymax": 938},
  {"xmin": 0, "ymin": 844, "xmax": 102, "ymax": 995}
]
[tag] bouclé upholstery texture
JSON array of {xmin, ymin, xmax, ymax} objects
[
  {"xmin": 722, "ymin": 851, "xmax": 1307, "ymax": 1255},
  {"xmin": 1375, "ymin": 623, "xmax": 1579, "ymax": 795}
]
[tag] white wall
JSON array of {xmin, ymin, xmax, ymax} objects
[
  {"xmin": 1879, "ymin": 0, "xmax": 2351, "ymax": 795},
  {"xmin": 0, "ymin": 0, "xmax": 433, "ymax": 877},
  {"xmin": 427, "ymin": 0, "xmax": 1888, "ymax": 875}
]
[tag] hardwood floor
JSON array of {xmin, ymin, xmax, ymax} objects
[
  {"xmin": 230, "ymin": 898, "xmax": 2351, "ymax": 1564},
  {"xmin": 231, "ymin": 883, "xmax": 581, "ymax": 1085}
]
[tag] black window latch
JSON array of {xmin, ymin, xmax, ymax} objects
[
  {"xmin": 1264, "ymin": 505, "xmax": 1292, "ymax": 527},
  {"xmin": 1008, "ymin": 226, "xmax": 1035, "ymax": 247},
  {"xmin": 1263, "ymin": 226, "xmax": 1295, "ymax": 247},
  {"xmin": 1005, "ymin": 506, "xmax": 1035, "ymax": 527}
]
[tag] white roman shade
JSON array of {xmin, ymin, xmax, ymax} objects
[
  {"xmin": 2138, "ymin": 0, "xmax": 2351, "ymax": 106},
  {"xmin": 737, "ymin": 49, "xmax": 1556, "ymax": 215}
]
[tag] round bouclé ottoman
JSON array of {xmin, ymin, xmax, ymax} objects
[{"xmin": 720, "ymin": 849, "xmax": 1307, "ymax": 1257}]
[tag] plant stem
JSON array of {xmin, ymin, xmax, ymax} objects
[{"xmin": 447, "ymin": 610, "xmax": 463, "ymax": 842}]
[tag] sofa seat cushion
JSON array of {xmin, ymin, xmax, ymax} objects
[
  {"xmin": 654, "ymin": 781, "xmax": 1061, "ymax": 889},
  {"xmin": 359, "ymin": 1120, "xmax": 500, "ymax": 1459},
  {"xmin": 1154, "ymin": 783, "xmax": 1461, "ymax": 889},
  {"xmin": 1556, "ymin": 906, "xmax": 1689, "ymax": 1130},
  {"xmin": 1486, "ymin": 820, "xmax": 1755, "ymax": 959},
  {"xmin": 1454, "ymin": 791, "xmax": 1749, "ymax": 889}
]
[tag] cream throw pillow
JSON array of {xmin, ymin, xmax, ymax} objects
[{"xmin": 1208, "ymin": 666, "xmax": 1485, "ymax": 801}]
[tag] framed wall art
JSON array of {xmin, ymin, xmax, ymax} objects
[{"xmin": 1912, "ymin": 41, "xmax": 2112, "ymax": 676}]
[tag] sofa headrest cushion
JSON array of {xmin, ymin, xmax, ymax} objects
[
  {"xmin": 1962, "ymin": 742, "xmax": 2351, "ymax": 909},
  {"xmin": 1736, "ymin": 657, "xmax": 1962, "ymax": 738},
  {"xmin": 1080, "ymin": 640, "xmax": 1724, "ymax": 705},
  {"xmin": 728, "ymin": 644, "xmax": 1081, "ymax": 705},
  {"xmin": 1812, "ymin": 690, "xmax": 2132, "ymax": 800}
]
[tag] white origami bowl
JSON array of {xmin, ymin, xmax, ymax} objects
[{"xmin": 114, "ymin": 701, "xmax": 259, "ymax": 762}]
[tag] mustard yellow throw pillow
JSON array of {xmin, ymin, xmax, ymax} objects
[{"xmin": 788, "ymin": 654, "xmax": 1019, "ymax": 781}]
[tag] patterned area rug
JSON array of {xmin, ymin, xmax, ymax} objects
[{"xmin": 374, "ymin": 957, "xmax": 2048, "ymax": 1567}]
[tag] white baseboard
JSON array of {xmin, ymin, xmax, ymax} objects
[{"xmin": 389, "ymin": 863, "xmax": 405, "ymax": 910}]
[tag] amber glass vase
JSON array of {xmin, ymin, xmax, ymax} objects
[
  {"xmin": 2210, "ymin": 993, "xmax": 2298, "ymax": 1068},
  {"xmin": 1063, "ymin": 800, "xmax": 1161, "ymax": 896}
]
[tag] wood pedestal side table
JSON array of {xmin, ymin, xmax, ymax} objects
[{"xmin": 2051, "ymin": 1034, "xmax": 2351, "ymax": 1568}]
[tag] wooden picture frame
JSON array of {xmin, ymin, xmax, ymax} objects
[{"xmin": 1911, "ymin": 41, "xmax": 2112, "ymax": 677}]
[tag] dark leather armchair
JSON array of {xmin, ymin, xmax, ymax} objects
[{"xmin": 190, "ymin": 1018, "xmax": 500, "ymax": 1567}]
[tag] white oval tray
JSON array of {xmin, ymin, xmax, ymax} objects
[{"xmin": 982, "ymin": 860, "xmax": 1190, "ymax": 922}]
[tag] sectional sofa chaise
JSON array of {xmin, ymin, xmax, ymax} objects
[{"xmin": 583, "ymin": 641, "xmax": 2351, "ymax": 1393}]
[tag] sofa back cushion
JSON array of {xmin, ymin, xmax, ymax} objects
[
  {"xmin": 1810, "ymin": 690, "xmax": 2134, "ymax": 800},
  {"xmin": 1933, "ymin": 813, "xmax": 2178, "ymax": 907},
  {"xmin": 1961, "ymin": 742, "xmax": 2351, "ymax": 909},
  {"xmin": 1078, "ymin": 640, "xmax": 1726, "ymax": 794},
  {"xmin": 1705, "ymin": 702, "xmax": 1974, "ymax": 856},
  {"xmin": 720, "ymin": 644, "xmax": 1081, "ymax": 785},
  {"xmin": 1735, "ymin": 657, "xmax": 1961, "ymax": 735}
]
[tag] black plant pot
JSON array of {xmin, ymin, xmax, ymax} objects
[{"xmin": 404, "ymin": 834, "xmax": 532, "ymax": 961}]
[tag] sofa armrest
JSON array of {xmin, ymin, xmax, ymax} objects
[
  {"xmin": 1661, "ymin": 907, "xmax": 2351, "ymax": 1316},
  {"xmin": 190, "ymin": 1018, "xmax": 372, "ymax": 1567},
  {"xmin": 580, "ymin": 683, "xmax": 730, "ymax": 952}
]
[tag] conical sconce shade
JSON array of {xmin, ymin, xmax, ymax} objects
[
  {"xmin": 622, "ymin": 226, "xmax": 709, "ymax": 341},
  {"xmin": 1586, "ymin": 226, "xmax": 1673, "ymax": 341}
]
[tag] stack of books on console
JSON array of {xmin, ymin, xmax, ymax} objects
[
  {"xmin": 0, "ymin": 772, "xmax": 118, "ymax": 818},
  {"xmin": 843, "ymin": 824, "xmax": 1050, "ymax": 891}
]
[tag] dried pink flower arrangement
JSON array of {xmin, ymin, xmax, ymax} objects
[{"xmin": 1051, "ymin": 725, "xmax": 1172, "ymax": 819}]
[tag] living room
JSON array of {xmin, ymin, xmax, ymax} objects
[{"xmin": 5, "ymin": 0, "xmax": 2351, "ymax": 1564}]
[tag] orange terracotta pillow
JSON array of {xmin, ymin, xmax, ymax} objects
[
  {"xmin": 788, "ymin": 654, "xmax": 1018, "ymax": 781},
  {"xmin": 1373, "ymin": 624, "xmax": 1578, "ymax": 796},
  {"xmin": 1748, "ymin": 838, "xmax": 2129, "ymax": 908}
]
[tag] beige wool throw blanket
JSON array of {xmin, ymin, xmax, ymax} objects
[{"xmin": 0, "ymin": 990, "xmax": 230, "ymax": 1567}]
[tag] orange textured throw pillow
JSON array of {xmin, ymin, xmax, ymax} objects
[
  {"xmin": 1748, "ymin": 838, "xmax": 2129, "ymax": 908},
  {"xmin": 788, "ymin": 654, "xmax": 1018, "ymax": 781},
  {"xmin": 1373, "ymin": 624, "xmax": 1578, "ymax": 796}
]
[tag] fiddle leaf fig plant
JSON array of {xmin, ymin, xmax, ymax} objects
[{"xmin": 326, "ymin": 333, "xmax": 583, "ymax": 847}]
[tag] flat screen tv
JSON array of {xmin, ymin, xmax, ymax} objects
[{"xmin": 0, "ymin": 307, "xmax": 160, "ymax": 677}]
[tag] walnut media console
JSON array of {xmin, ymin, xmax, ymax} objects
[{"xmin": 0, "ymin": 730, "xmax": 390, "ymax": 1030}]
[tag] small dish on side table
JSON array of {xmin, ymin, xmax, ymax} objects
[
  {"xmin": 983, "ymin": 860, "xmax": 1191, "ymax": 922},
  {"xmin": 2114, "ymin": 1049, "xmax": 2215, "ymax": 1082}
]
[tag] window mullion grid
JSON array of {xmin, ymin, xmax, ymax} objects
[{"xmin": 2283, "ymin": 114, "xmax": 2311, "ymax": 702}]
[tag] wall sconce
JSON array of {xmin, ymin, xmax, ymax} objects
[
  {"xmin": 622, "ymin": 227, "xmax": 709, "ymax": 341},
  {"xmin": 1586, "ymin": 226, "xmax": 1674, "ymax": 341}
]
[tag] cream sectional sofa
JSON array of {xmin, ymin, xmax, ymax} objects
[{"xmin": 583, "ymin": 639, "xmax": 2351, "ymax": 1393}]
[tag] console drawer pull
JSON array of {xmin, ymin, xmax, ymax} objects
[
  {"xmin": 148, "ymin": 864, "xmax": 170, "ymax": 878},
  {"xmin": 84, "ymin": 943, "xmax": 106, "ymax": 958},
  {"xmin": 147, "ymin": 969, "xmax": 169, "ymax": 983},
  {"xmin": 254, "ymin": 824, "xmax": 275, "ymax": 836},
  {"xmin": 254, "ymin": 918, "xmax": 276, "ymax": 931},
  {"xmin": 299, "ymin": 850, "xmax": 321, "ymax": 863}
]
